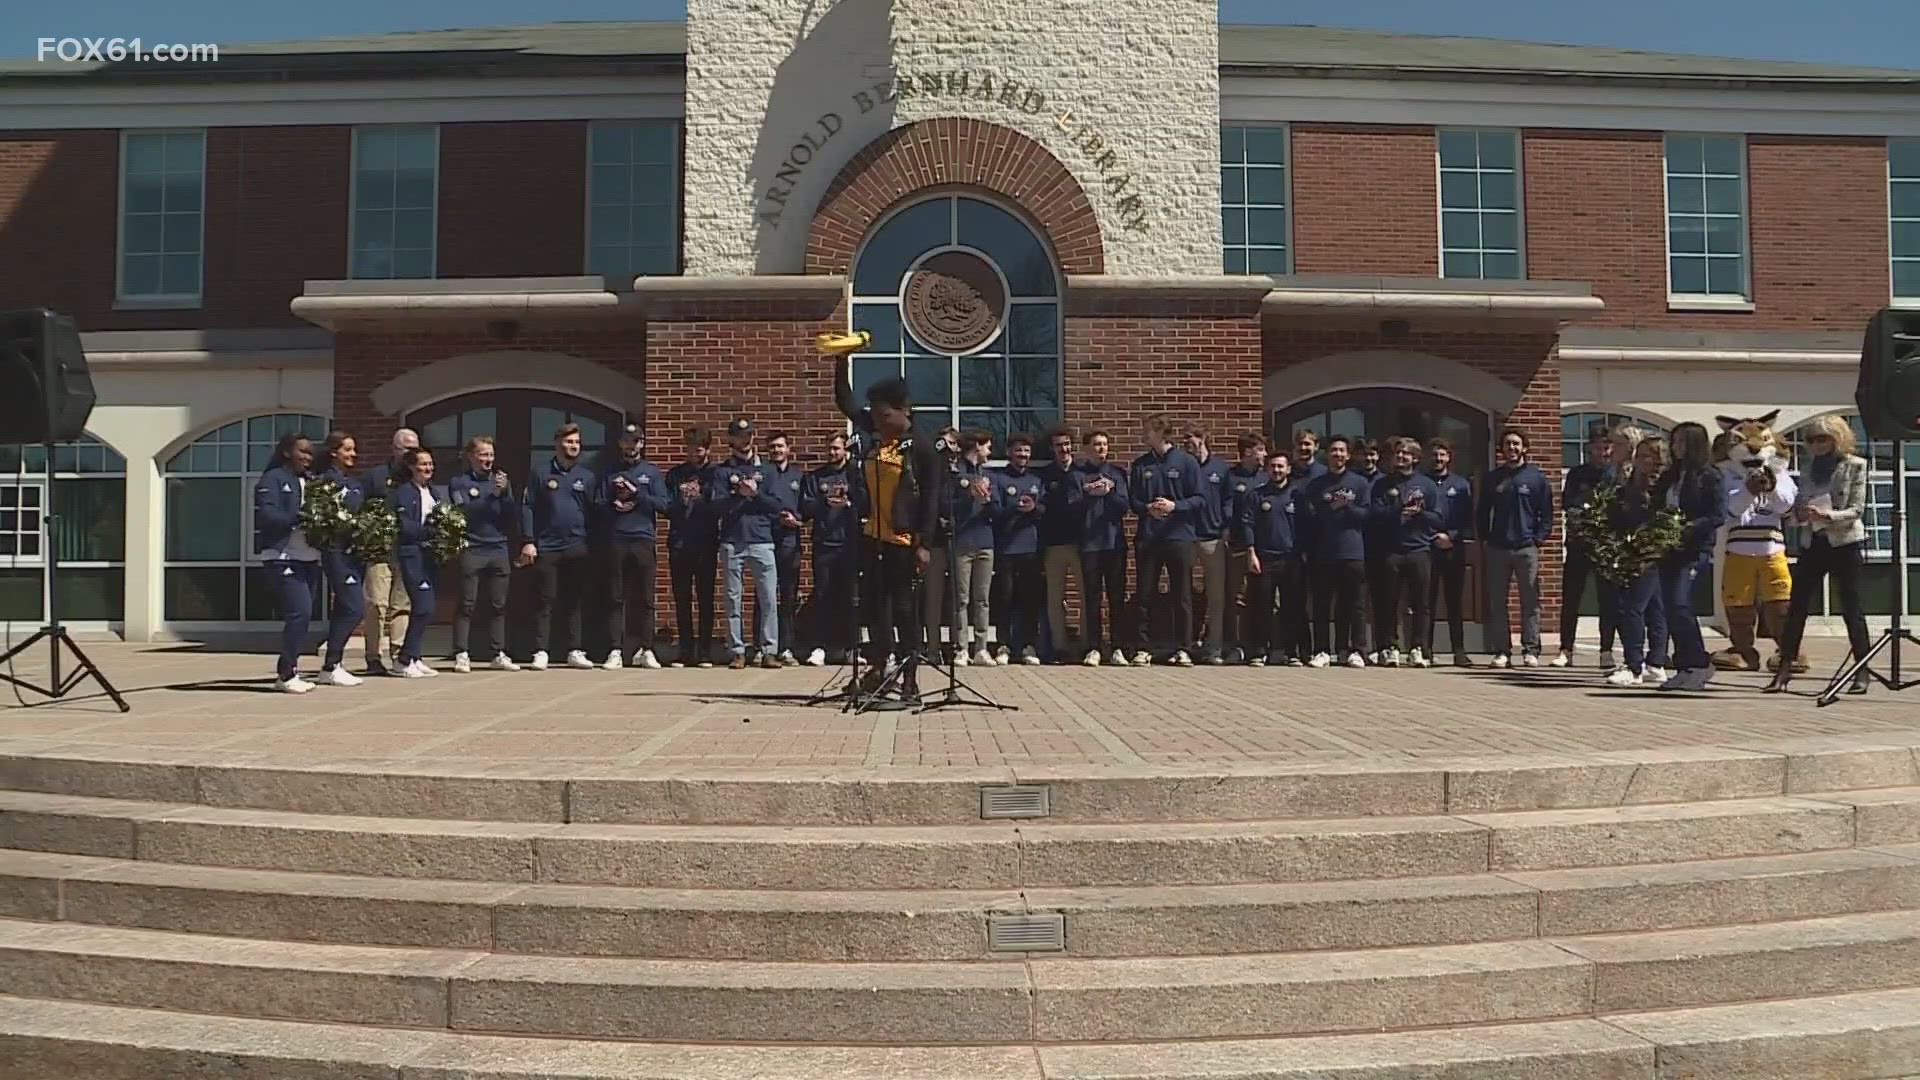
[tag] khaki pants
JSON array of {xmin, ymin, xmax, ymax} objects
[
  {"xmin": 363, "ymin": 559, "xmax": 411, "ymax": 665},
  {"xmin": 1196, "ymin": 537, "xmax": 1228, "ymax": 653},
  {"xmin": 1043, "ymin": 544, "xmax": 1082, "ymax": 653}
]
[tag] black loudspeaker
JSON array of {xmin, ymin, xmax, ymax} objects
[
  {"xmin": 0, "ymin": 307, "xmax": 95, "ymax": 444},
  {"xmin": 1857, "ymin": 307, "xmax": 1920, "ymax": 441}
]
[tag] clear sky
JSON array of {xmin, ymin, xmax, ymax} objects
[{"xmin": 8, "ymin": 0, "xmax": 1918, "ymax": 68}]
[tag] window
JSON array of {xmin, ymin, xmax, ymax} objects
[
  {"xmin": 1894, "ymin": 139, "xmax": 1920, "ymax": 302},
  {"xmin": 1664, "ymin": 134, "xmax": 1749, "ymax": 300},
  {"xmin": 1438, "ymin": 130, "xmax": 1522, "ymax": 280},
  {"xmin": 847, "ymin": 195, "xmax": 1061, "ymax": 443},
  {"xmin": 118, "ymin": 130, "xmax": 205, "ymax": 304},
  {"xmin": 350, "ymin": 125, "xmax": 437, "ymax": 279},
  {"xmin": 163, "ymin": 414, "xmax": 328, "ymax": 622},
  {"xmin": 0, "ymin": 436, "xmax": 127, "ymax": 623},
  {"xmin": 1559, "ymin": 411, "xmax": 1668, "ymax": 474},
  {"xmin": 1781, "ymin": 413, "xmax": 1920, "ymax": 617},
  {"xmin": 1221, "ymin": 126, "xmax": 1290, "ymax": 275},
  {"xmin": 587, "ymin": 120, "xmax": 680, "ymax": 282}
]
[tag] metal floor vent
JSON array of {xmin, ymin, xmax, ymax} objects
[
  {"xmin": 988, "ymin": 913, "xmax": 1066, "ymax": 952},
  {"xmin": 980, "ymin": 784, "xmax": 1051, "ymax": 819}
]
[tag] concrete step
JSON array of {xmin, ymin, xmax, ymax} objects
[
  {"xmin": 0, "ymin": 789, "xmax": 1869, "ymax": 888},
  {"xmin": 6, "ymin": 735, "xmax": 1918, "ymax": 824},
  {"xmin": 5, "ymin": 988, "xmax": 1920, "ymax": 1078}
]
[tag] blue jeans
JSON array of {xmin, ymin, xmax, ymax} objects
[
  {"xmin": 1616, "ymin": 570, "xmax": 1669, "ymax": 674},
  {"xmin": 396, "ymin": 550, "xmax": 437, "ymax": 664},
  {"xmin": 1659, "ymin": 555, "xmax": 1709, "ymax": 671},
  {"xmin": 320, "ymin": 550, "xmax": 366, "ymax": 671},
  {"xmin": 266, "ymin": 559, "xmax": 319, "ymax": 681},
  {"xmin": 724, "ymin": 541, "xmax": 778, "ymax": 656}
]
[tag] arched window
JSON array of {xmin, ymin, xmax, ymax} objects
[
  {"xmin": 0, "ymin": 435, "xmax": 127, "ymax": 624},
  {"xmin": 1560, "ymin": 410, "xmax": 1668, "ymax": 470},
  {"xmin": 1779, "ymin": 412, "xmax": 1919, "ymax": 617},
  {"xmin": 163, "ymin": 413, "xmax": 328, "ymax": 623},
  {"xmin": 847, "ymin": 194, "xmax": 1062, "ymax": 445}
]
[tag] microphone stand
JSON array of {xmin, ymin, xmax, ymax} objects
[
  {"xmin": 804, "ymin": 432, "xmax": 881, "ymax": 711},
  {"xmin": 907, "ymin": 452, "xmax": 1017, "ymax": 715}
]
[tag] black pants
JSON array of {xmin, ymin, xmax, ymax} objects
[
  {"xmin": 862, "ymin": 539, "xmax": 921, "ymax": 665},
  {"xmin": 533, "ymin": 545, "xmax": 591, "ymax": 656},
  {"xmin": 455, "ymin": 548, "xmax": 511, "ymax": 658},
  {"xmin": 811, "ymin": 543, "xmax": 857, "ymax": 653},
  {"xmin": 1135, "ymin": 540, "xmax": 1195, "ymax": 655},
  {"xmin": 1428, "ymin": 544, "xmax": 1468, "ymax": 656},
  {"xmin": 1375, "ymin": 550, "xmax": 1433, "ymax": 654},
  {"xmin": 1079, "ymin": 548, "xmax": 1128, "ymax": 654},
  {"xmin": 1777, "ymin": 535, "xmax": 1872, "ymax": 669},
  {"xmin": 1362, "ymin": 553, "xmax": 1386, "ymax": 651},
  {"xmin": 1312, "ymin": 558, "xmax": 1368, "ymax": 656},
  {"xmin": 670, "ymin": 542, "xmax": 717, "ymax": 663},
  {"xmin": 1292, "ymin": 556, "xmax": 1316, "ymax": 659},
  {"xmin": 604, "ymin": 537, "xmax": 658, "ymax": 657},
  {"xmin": 1559, "ymin": 545, "xmax": 1617, "ymax": 653},
  {"xmin": 1246, "ymin": 557, "xmax": 1303, "ymax": 659},
  {"xmin": 776, "ymin": 542, "xmax": 802, "ymax": 656},
  {"xmin": 992, "ymin": 551, "xmax": 1044, "ymax": 655}
]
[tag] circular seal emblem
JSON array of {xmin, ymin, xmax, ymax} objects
[
  {"xmin": 902, "ymin": 250, "xmax": 1006, "ymax": 354},
  {"xmin": 547, "ymin": 479, "xmax": 559, "ymax": 490},
  {"xmin": 468, "ymin": 487, "xmax": 480, "ymax": 498},
  {"xmin": 1261, "ymin": 500, "xmax": 1273, "ymax": 512}
]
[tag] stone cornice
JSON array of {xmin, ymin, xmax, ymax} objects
[{"xmin": 290, "ymin": 276, "xmax": 631, "ymax": 330}]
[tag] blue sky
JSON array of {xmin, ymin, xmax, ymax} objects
[{"xmin": 9, "ymin": 0, "xmax": 1918, "ymax": 68}]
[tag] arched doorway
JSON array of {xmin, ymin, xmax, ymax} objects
[{"xmin": 403, "ymin": 390, "xmax": 625, "ymax": 658}]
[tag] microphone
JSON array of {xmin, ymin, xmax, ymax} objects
[{"xmin": 816, "ymin": 330, "xmax": 872, "ymax": 356}]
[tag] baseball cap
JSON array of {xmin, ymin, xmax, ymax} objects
[{"xmin": 728, "ymin": 417, "xmax": 754, "ymax": 437}]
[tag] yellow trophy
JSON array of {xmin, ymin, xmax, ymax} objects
[{"xmin": 815, "ymin": 329, "xmax": 872, "ymax": 356}]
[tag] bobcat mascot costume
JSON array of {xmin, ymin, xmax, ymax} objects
[{"xmin": 1712, "ymin": 411, "xmax": 1798, "ymax": 672}]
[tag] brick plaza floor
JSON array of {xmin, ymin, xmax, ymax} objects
[{"xmin": 1, "ymin": 638, "xmax": 1914, "ymax": 770}]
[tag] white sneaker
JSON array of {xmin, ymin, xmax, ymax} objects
[
  {"xmin": 1382, "ymin": 648, "xmax": 1401, "ymax": 668},
  {"xmin": 1605, "ymin": 667, "xmax": 1641, "ymax": 687},
  {"xmin": 1131, "ymin": 650, "xmax": 1153, "ymax": 667},
  {"xmin": 1345, "ymin": 652, "xmax": 1367, "ymax": 669},
  {"xmin": 1172, "ymin": 650, "xmax": 1194, "ymax": 667},
  {"xmin": 637, "ymin": 650, "xmax": 662, "ymax": 670},
  {"xmin": 566, "ymin": 650, "xmax": 594, "ymax": 670},
  {"xmin": 453, "ymin": 652, "xmax": 472, "ymax": 674},
  {"xmin": 1491, "ymin": 654, "xmax": 1511, "ymax": 669},
  {"xmin": 995, "ymin": 646, "xmax": 1011, "ymax": 665},
  {"xmin": 1021, "ymin": 647, "xmax": 1041, "ymax": 666},
  {"xmin": 319, "ymin": 666, "xmax": 362, "ymax": 687},
  {"xmin": 1521, "ymin": 653, "xmax": 1541, "ymax": 668},
  {"xmin": 1599, "ymin": 650, "xmax": 1618, "ymax": 673},
  {"xmin": 1408, "ymin": 649, "xmax": 1431, "ymax": 668},
  {"xmin": 805, "ymin": 648, "xmax": 826, "ymax": 667},
  {"xmin": 491, "ymin": 654, "xmax": 521, "ymax": 671},
  {"xmin": 1082, "ymin": 649, "xmax": 1102, "ymax": 666},
  {"xmin": 601, "ymin": 652, "xmax": 623, "ymax": 671},
  {"xmin": 530, "ymin": 651, "xmax": 550, "ymax": 671},
  {"xmin": 275, "ymin": 675, "xmax": 314, "ymax": 694},
  {"xmin": 1308, "ymin": 652, "xmax": 1332, "ymax": 669},
  {"xmin": 400, "ymin": 660, "xmax": 434, "ymax": 679},
  {"xmin": 1287, "ymin": 656, "xmax": 1305, "ymax": 667},
  {"xmin": 954, "ymin": 650, "xmax": 970, "ymax": 666},
  {"xmin": 1643, "ymin": 665, "xmax": 1668, "ymax": 685},
  {"xmin": 1110, "ymin": 649, "xmax": 1130, "ymax": 667},
  {"xmin": 1368, "ymin": 651, "xmax": 1383, "ymax": 666},
  {"xmin": 1550, "ymin": 651, "xmax": 1572, "ymax": 668},
  {"xmin": 1246, "ymin": 654, "xmax": 1267, "ymax": 667},
  {"xmin": 972, "ymin": 648, "xmax": 997, "ymax": 666}
]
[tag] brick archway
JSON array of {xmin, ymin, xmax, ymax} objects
[{"xmin": 804, "ymin": 117, "xmax": 1105, "ymax": 276}]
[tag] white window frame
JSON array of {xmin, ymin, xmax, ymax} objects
[
  {"xmin": 0, "ymin": 481, "xmax": 47, "ymax": 568},
  {"xmin": 348, "ymin": 123, "xmax": 440, "ymax": 280},
  {"xmin": 1220, "ymin": 123, "xmax": 1293, "ymax": 276},
  {"xmin": 1893, "ymin": 138, "xmax": 1920, "ymax": 309},
  {"xmin": 583, "ymin": 118, "xmax": 682, "ymax": 282},
  {"xmin": 115, "ymin": 128, "xmax": 206, "ymax": 309},
  {"xmin": 1443, "ymin": 126, "xmax": 1528, "ymax": 282},
  {"xmin": 1662, "ymin": 132, "xmax": 1753, "ymax": 311}
]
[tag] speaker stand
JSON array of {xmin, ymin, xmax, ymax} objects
[
  {"xmin": 1817, "ymin": 436, "xmax": 1916, "ymax": 707},
  {"xmin": 0, "ymin": 624, "xmax": 129, "ymax": 712}
]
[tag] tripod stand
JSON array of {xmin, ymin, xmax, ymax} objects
[
  {"xmin": 803, "ymin": 434, "xmax": 888, "ymax": 712},
  {"xmin": 1817, "ymin": 437, "xmax": 1918, "ymax": 707},
  {"xmin": 0, "ymin": 441, "xmax": 129, "ymax": 712},
  {"xmin": 894, "ymin": 457, "xmax": 1017, "ymax": 715}
]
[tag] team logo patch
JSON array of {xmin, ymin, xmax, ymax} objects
[
  {"xmin": 790, "ymin": 479, "xmax": 801, "ymax": 490},
  {"xmin": 1260, "ymin": 500, "xmax": 1272, "ymax": 512},
  {"xmin": 1167, "ymin": 469, "xmax": 1180, "ymax": 478},
  {"xmin": 1006, "ymin": 485, "xmax": 1018, "ymax": 496},
  {"xmin": 1144, "ymin": 470, "xmax": 1155, "ymax": 480},
  {"xmin": 345, "ymin": 576, "xmax": 357, "ymax": 585},
  {"xmin": 547, "ymin": 479, "xmax": 559, "ymax": 490},
  {"xmin": 571, "ymin": 479, "xmax": 585, "ymax": 491},
  {"xmin": 639, "ymin": 475, "xmax": 651, "ymax": 485},
  {"xmin": 281, "ymin": 483, "xmax": 293, "ymax": 493},
  {"xmin": 1386, "ymin": 488, "xmax": 1399, "ymax": 500},
  {"xmin": 468, "ymin": 488, "xmax": 480, "ymax": 498},
  {"xmin": 1208, "ymin": 473, "xmax": 1222, "ymax": 483},
  {"xmin": 1235, "ymin": 483, "xmax": 1247, "ymax": 493},
  {"xmin": 281, "ymin": 566, "xmax": 295, "ymax": 577}
]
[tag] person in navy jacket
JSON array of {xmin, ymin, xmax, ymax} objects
[
  {"xmin": 710, "ymin": 418, "xmax": 783, "ymax": 669},
  {"xmin": 946, "ymin": 430, "xmax": 1002, "ymax": 666},
  {"xmin": 1478, "ymin": 428, "xmax": 1555, "ymax": 667},
  {"xmin": 1425, "ymin": 438, "xmax": 1476, "ymax": 666},
  {"xmin": 1183, "ymin": 424, "xmax": 1236, "ymax": 665},
  {"xmin": 254, "ymin": 432, "xmax": 322, "ymax": 693},
  {"xmin": 599, "ymin": 425, "xmax": 670, "ymax": 671},
  {"xmin": 391, "ymin": 448, "xmax": 448, "ymax": 678},
  {"xmin": 801, "ymin": 432, "xmax": 858, "ymax": 666},
  {"xmin": 1365, "ymin": 437, "xmax": 1445, "ymax": 667},
  {"xmin": 764, "ymin": 431, "xmax": 807, "ymax": 665},
  {"xmin": 1129, "ymin": 413, "xmax": 1206, "ymax": 666},
  {"xmin": 521, "ymin": 424, "xmax": 597, "ymax": 671},
  {"xmin": 1288, "ymin": 428, "xmax": 1328, "ymax": 659},
  {"xmin": 1301, "ymin": 434, "xmax": 1373, "ymax": 667},
  {"xmin": 1038, "ymin": 427, "xmax": 1085, "ymax": 662},
  {"xmin": 1070, "ymin": 429, "xmax": 1130, "ymax": 666},
  {"xmin": 1238, "ymin": 449, "xmax": 1304, "ymax": 666},
  {"xmin": 1222, "ymin": 434, "xmax": 1268, "ymax": 663},
  {"xmin": 311, "ymin": 431, "xmax": 367, "ymax": 688},
  {"xmin": 1652, "ymin": 421, "xmax": 1731, "ymax": 692},
  {"xmin": 1556, "ymin": 421, "xmax": 1621, "ymax": 669},
  {"xmin": 358, "ymin": 429, "xmax": 416, "ymax": 676},
  {"xmin": 447, "ymin": 435, "xmax": 521, "ymax": 674},
  {"xmin": 991, "ymin": 433, "xmax": 1047, "ymax": 665},
  {"xmin": 665, "ymin": 426, "xmax": 718, "ymax": 668}
]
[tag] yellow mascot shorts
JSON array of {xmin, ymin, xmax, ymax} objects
[{"xmin": 1721, "ymin": 551, "xmax": 1793, "ymax": 608}]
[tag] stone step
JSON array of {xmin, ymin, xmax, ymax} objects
[
  {"xmin": 5, "ymin": 988, "xmax": 1920, "ymax": 1079},
  {"xmin": 6, "ymin": 735, "xmax": 1918, "ymax": 824},
  {"xmin": 3, "ymin": 911, "xmax": 1920, "ymax": 1043},
  {"xmin": 0, "ymin": 789, "xmax": 1867, "ymax": 888},
  {"xmin": 11, "ymin": 846, "xmax": 1920, "ymax": 960}
]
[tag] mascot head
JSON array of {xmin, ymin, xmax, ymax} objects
[{"xmin": 1715, "ymin": 410, "xmax": 1783, "ymax": 469}]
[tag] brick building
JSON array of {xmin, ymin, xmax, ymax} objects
[{"xmin": 0, "ymin": 9, "xmax": 1915, "ymax": 646}]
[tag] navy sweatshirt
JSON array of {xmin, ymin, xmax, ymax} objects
[
  {"xmin": 1238, "ymin": 478, "xmax": 1303, "ymax": 559},
  {"xmin": 765, "ymin": 460, "xmax": 806, "ymax": 553},
  {"xmin": 1068, "ymin": 460, "xmax": 1130, "ymax": 552},
  {"xmin": 994, "ymin": 464, "xmax": 1046, "ymax": 557},
  {"xmin": 251, "ymin": 465, "xmax": 306, "ymax": 556},
  {"xmin": 802, "ymin": 462, "xmax": 858, "ymax": 550},
  {"xmin": 1478, "ymin": 462, "xmax": 1554, "ymax": 550},
  {"xmin": 522, "ymin": 456, "xmax": 596, "ymax": 554},
  {"xmin": 600, "ymin": 457, "xmax": 670, "ymax": 542},
  {"xmin": 394, "ymin": 482, "xmax": 451, "ymax": 560},
  {"xmin": 950, "ymin": 461, "xmax": 1001, "ymax": 556},
  {"xmin": 1190, "ymin": 451, "xmax": 1234, "ymax": 542},
  {"xmin": 1223, "ymin": 464, "xmax": 1265, "ymax": 550},
  {"xmin": 1429, "ymin": 470, "xmax": 1475, "ymax": 546},
  {"xmin": 1128, "ymin": 445, "xmax": 1206, "ymax": 545},
  {"xmin": 1656, "ymin": 465, "xmax": 1731, "ymax": 563},
  {"xmin": 1037, "ymin": 460, "xmax": 1081, "ymax": 548},
  {"xmin": 665, "ymin": 461, "xmax": 717, "ymax": 551},
  {"xmin": 1302, "ymin": 468, "xmax": 1373, "ymax": 562},
  {"xmin": 708, "ymin": 456, "xmax": 782, "ymax": 546},
  {"xmin": 449, "ymin": 468, "xmax": 521, "ymax": 554},
  {"xmin": 1364, "ymin": 471, "xmax": 1446, "ymax": 555}
]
